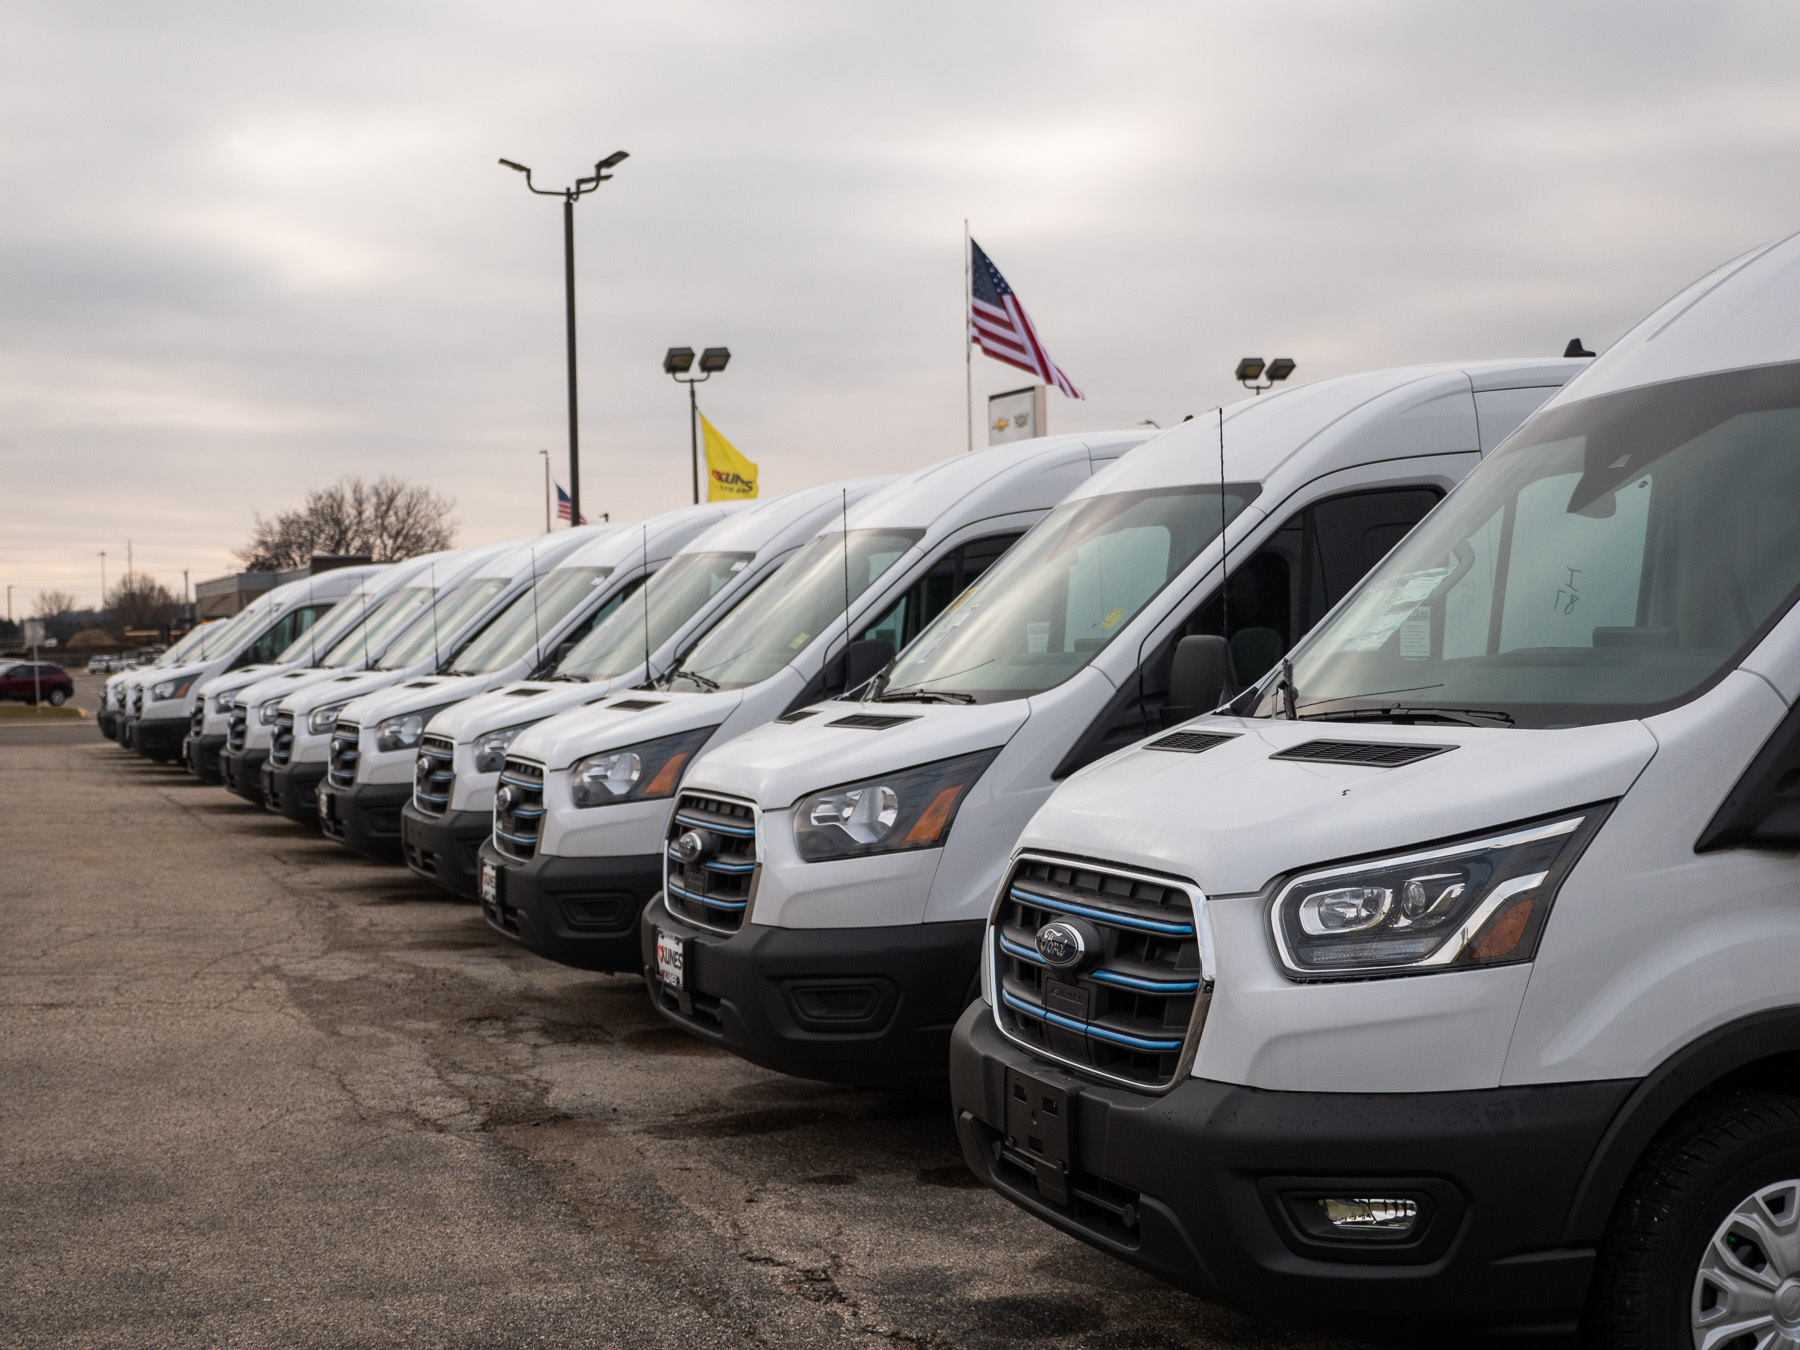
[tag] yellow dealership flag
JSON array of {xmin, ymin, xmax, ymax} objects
[{"xmin": 701, "ymin": 414, "xmax": 757, "ymax": 501}]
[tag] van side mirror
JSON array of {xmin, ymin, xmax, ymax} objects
[
  {"xmin": 1160, "ymin": 635, "xmax": 1239, "ymax": 730},
  {"xmin": 1698, "ymin": 702, "xmax": 1800, "ymax": 851},
  {"xmin": 842, "ymin": 639, "xmax": 894, "ymax": 694}
]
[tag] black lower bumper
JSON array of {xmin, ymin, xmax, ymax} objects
[
  {"xmin": 317, "ymin": 779, "xmax": 411, "ymax": 861},
  {"xmin": 135, "ymin": 717, "xmax": 186, "ymax": 761},
  {"xmin": 401, "ymin": 802, "xmax": 490, "ymax": 901},
  {"xmin": 264, "ymin": 759, "xmax": 327, "ymax": 825},
  {"xmin": 477, "ymin": 840, "xmax": 659, "ymax": 972},
  {"xmin": 641, "ymin": 895, "xmax": 984, "ymax": 1085},
  {"xmin": 185, "ymin": 732, "xmax": 227, "ymax": 781},
  {"xmin": 219, "ymin": 747, "xmax": 269, "ymax": 805},
  {"xmin": 950, "ymin": 1005, "xmax": 1635, "ymax": 1347},
  {"xmin": 97, "ymin": 710, "xmax": 116, "ymax": 740}
]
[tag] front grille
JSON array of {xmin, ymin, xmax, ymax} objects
[
  {"xmin": 493, "ymin": 759, "xmax": 546, "ymax": 861},
  {"xmin": 1269, "ymin": 739, "xmax": 1453, "ymax": 767},
  {"xmin": 413, "ymin": 734, "xmax": 455, "ymax": 817},
  {"xmin": 993, "ymin": 853, "xmax": 1206, "ymax": 1090},
  {"xmin": 664, "ymin": 792, "xmax": 758, "ymax": 932},
  {"xmin": 190, "ymin": 703, "xmax": 205, "ymax": 741},
  {"xmin": 270, "ymin": 712, "xmax": 295, "ymax": 766},
  {"xmin": 327, "ymin": 723, "xmax": 361, "ymax": 788},
  {"xmin": 227, "ymin": 703, "xmax": 248, "ymax": 752}
]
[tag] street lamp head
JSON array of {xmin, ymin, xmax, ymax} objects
[
  {"xmin": 664, "ymin": 347, "xmax": 695, "ymax": 375},
  {"xmin": 597, "ymin": 150, "xmax": 629, "ymax": 171},
  {"xmin": 1234, "ymin": 357, "xmax": 1265, "ymax": 383},
  {"xmin": 699, "ymin": 346, "xmax": 731, "ymax": 374},
  {"xmin": 498, "ymin": 158, "xmax": 530, "ymax": 173},
  {"xmin": 1265, "ymin": 358, "xmax": 1296, "ymax": 383}
]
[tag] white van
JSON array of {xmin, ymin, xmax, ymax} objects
[
  {"xmin": 477, "ymin": 432, "xmax": 1156, "ymax": 974},
  {"xmin": 208, "ymin": 554, "xmax": 450, "ymax": 810},
  {"xmin": 949, "ymin": 235, "xmax": 1800, "ymax": 1346},
  {"xmin": 406, "ymin": 481, "xmax": 891, "ymax": 901},
  {"xmin": 319, "ymin": 505, "xmax": 738, "ymax": 865},
  {"xmin": 99, "ymin": 621, "xmax": 220, "ymax": 742},
  {"xmin": 643, "ymin": 360, "xmax": 1584, "ymax": 1083},
  {"xmin": 260, "ymin": 538, "xmax": 544, "ymax": 825},
  {"xmin": 120, "ymin": 566, "xmax": 383, "ymax": 764}
]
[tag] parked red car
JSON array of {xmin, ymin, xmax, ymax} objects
[{"xmin": 0, "ymin": 660, "xmax": 73, "ymax": 706}]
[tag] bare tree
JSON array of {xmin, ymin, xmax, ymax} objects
[
  {"xmin": 106, "ymin": 575, "xmax": 179, "ymax": 634},
  {"xmin": 235, "ymin": 475, "xmax": 457, "ymax": 571},
  {"xmin": 33, "ymin": 590, "xmax": 78, "ymax": 620}
]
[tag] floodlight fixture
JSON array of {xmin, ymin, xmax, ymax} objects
[
  {"xmin": 1237, "ymin": 355, "xmax": 1295, "ymax": 395},
  {"xmin": 1266, "ymin": 358, "xmax": 1296, "ymax": 382},
  {"xmin": 698, "ymin": 346, "xmax": 731, "ymax": 374},
  {"xmin": 668, "ymin": 343, "xmax": 734, "ymax": 503},
  {"xmin": 1234, "ymin": 357, "xmax": 1265, "ymax": 383},
  {"xmin": 498, "ymin": 158, "xmax": 530, "ymax": 174},
  {"xmin": 598, "ymin": 150, "xmax": 629, "ymax": 171},
  {"xmin": 664, "ymin": 347, "xmax": 695, "ymax": 375}
]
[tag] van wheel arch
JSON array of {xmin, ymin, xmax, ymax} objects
[{"xmin": 1567, "ymin": 1009, "xmax": 1800, "ymax": 1246}]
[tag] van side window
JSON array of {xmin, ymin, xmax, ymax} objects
[
  {"xmin": 1052, "ymin": 487, "xmax": 1441, "ymax": 778},
  {"xmin": 860, "ymin": 534, "xmax": 1021, "ymax": 652},
  {"xmin": 234, "ymin": 603, "xmax": 333, "ymax": 669}
]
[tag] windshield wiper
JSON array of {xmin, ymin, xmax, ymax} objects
[
  {"xmin": 677, "ymin": 669, "xmax": 720, "ymax": 692},
  {"xmin": 1299, "ymin": 704, "xmax": 1515, "ymax": 728},
  {"xmin": 550, "ymin": 672, "xmax": 588, "ymax": 683},
  {"xmin": 877, "ymin": 689, "xmax": 976, "ymax": 704}
]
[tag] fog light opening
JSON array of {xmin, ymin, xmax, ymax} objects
[{"xmin": 1318, "ymin": 1196, "xmax": 1419, "ymax": 1236}]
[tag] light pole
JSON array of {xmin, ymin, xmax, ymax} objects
[
  {"xmin": 664, "ymin": 347, "xmax": 732, "ymax": 504},
  {"xmin": 1235, "ymin": 356, "xmax": 1296, "ymax": 396},
  {"xmin": 538, "ymin": 449, "xmax": 552, "ymax": 533},
  {"xmin": 6, "ymin": 585, "xmax": 12, "ymax": 625},
  {"xmin": 498, "ymin": 151, "xmax": 629, "ymax": 530},
  {"xmin": 99, "ymin": 551, "xmax": 106, "ymax": 611}
]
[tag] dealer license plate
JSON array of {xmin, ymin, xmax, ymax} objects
[
  {"xmin": 654, "ymin": 927, "xmax": 686, "ymax": 992},
  {"xmin": 479, "ymin": 860, "xmax": 499, "ymax": 906},
  {"xmin": 317, "ymin": 787, "xmax": 334, "ymax": 821}
]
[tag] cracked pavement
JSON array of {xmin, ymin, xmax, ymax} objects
[{"xmin": 1, "ymin": 711, "xmax": 1344, "ymax": 1350}]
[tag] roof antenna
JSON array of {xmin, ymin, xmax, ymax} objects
[
  {"xmin": 429, "ymin": 559, "xmax": 443, "ymax": 673},
  {"xmin": 642, "ymin": 524, "xmax": 652, "ymax": 687},
  {"xmin": 840, "ymin": 489, "xmax": 851, "ymax": 697},
  {"xmin": 528, "ymin": 546, "xmax": 541, "ymax": 658},
  {"xmin": 1217, "ymin": 407, "xmax": 1231, "ymax": 645}
]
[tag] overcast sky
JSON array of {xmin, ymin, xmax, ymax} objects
[{"xmin": 6, "ymin": 1, "xmax": 1800, "ymax": 612}]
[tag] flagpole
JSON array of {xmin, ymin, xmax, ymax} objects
[{"xmin": 963, "ymin": 220, "xmax": 973, "ymax": 453}]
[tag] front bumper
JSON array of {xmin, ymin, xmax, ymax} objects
[
  {"xmin": 263, "ymin": 759, "xmax": 328, "ymax": 825},
  {"xmin": 135, "ymin": 717, "xmax": 186, "ymax": 761},
  {"xmin": 950, "ymin": 1005, "xmax": 1634, "ymax": 1347},
  {"xmin": 219, "ymin": 747, "xmax": 269, "ymax": 805},
  {"xmin": 317, "ymin": 779, "xmax": 411, "ymax": 861},
  {"xmin": 477, "ymin": 841, "xmax": 660, "ymax": 972},
  {"xmin": 401, "ymin": 802, "xmax": 490, "ymax": 901},
  {"xmin": 185, "ymin": 732, "xmax": 227, "ymax": 781},
  {"xmin": 641, "ymin": 893, "xmax": 984, "ymax": 1085},
  {"xmin": 97, "ymin": 710, "xmax": 116, "ymax": 740}
]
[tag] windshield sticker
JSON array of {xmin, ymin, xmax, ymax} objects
[
  {"xmin": 1399, "ymin": 607, "xmax": 1432, "ymax": 661},
  {"xmin": 1026, "ymin": 621, "xmax": 1050, "ymax": 654},
  {"xmin": 1099, "ymin": 607, "xmax": 1127, "ymax": 631},
  {"xmin": 1330, "ymin": 568, "xmax": 1451, "ymax": 652},
  {"xmin": 789, "ymin": 631, "xmax": 809, "ymax": 649}
]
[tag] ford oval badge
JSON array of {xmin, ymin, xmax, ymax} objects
[
  {"xmin": 495, "ymin": 784, "xmax": 515, "ymax": 812},
  {"xmin": 675, "ymin": 829, "xmax": 709, "ymax": 863},
  {"xmin": 1035, "ymin": 921, "xmax": 1087, "ymax": 969}
]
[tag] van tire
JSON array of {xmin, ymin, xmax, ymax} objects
[{"xmin": 1588, "ymin": 1090, "xmax": 1800, "ymax": 1348}]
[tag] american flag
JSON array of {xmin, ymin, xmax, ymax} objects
[
  {"xmin": 969, "ymin": 239, "xmax": 1084, "ymax": 400},
  {"xmin": 556, "ymin": 484, "xmax": 587, "ymax": 525}
]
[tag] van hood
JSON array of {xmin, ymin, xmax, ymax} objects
[
  {"xmin": 338, "ymin": 673, "xmax": 489, "ymax": 729},
  {"xmin": 686, "ymin": 699, "xmax": 1032, "ymax": 808},
  {"xmin": 429, "ymin": 678, "xmax": 624, "ymax": 743},
  {"xmin": 283, "ymin": 668, "xmax": 401, "ymax": 714},
  {"xmin": 198, "ymin": 662, "xmax": 288, "ymax": 700},
  {"xmin": 234, "ymin": 666, "xmax": 347, "ymax": 710},
  {"xmin": 507, "ymin": 688, "xmax": 740, "ymax": 771},
  {"xmin": 1023, "ymin": 715, "xmax": 1658, "ymax": 897}
]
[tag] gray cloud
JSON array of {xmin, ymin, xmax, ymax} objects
[{"xmin": 5, "ymin": 0, "xmax": 1800, "ymax": 606}]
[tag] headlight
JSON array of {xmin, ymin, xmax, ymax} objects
[
  {"xmin": 259, "ymin": 698, "xmax": 284, "ymax": 726},
  {"xmin": 376, "ymin": 704, "xmax": 454, "ymax": 753},
  {"xmin": 150, "ymin": 676, "xmax": 195, "ymax": 701},
  {"xmin": 474, "ymin": 723, "xmax": 536, "ymax": 774},
  {"xmin": 213, "ymin": 691, "xmax": 236, "ymax": 714},
  {"xmin": 792, "ymin": 750, "xmax": 1000, "ymax": 863},
  {"xmin": 1269, "ymin": 807, "xmax": 1610, "ymax": 979},
  {"xmin": 307, "ymin": 701, "xmax": 350, "ymax": 735},
  {"xmin": 570, "ymin": 727, "xmax": 716, "ymax": 808}
]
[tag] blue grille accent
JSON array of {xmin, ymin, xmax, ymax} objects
[
  {"xmin": 1001, "ymin": 990, "xmax": 1185, "ymax": 1053},
  {"xmin": 998, "ymin": 935, "xmax": 1201, "ymax": 994},
  {"xmin": 1008, "ymin": 886, "xmax": 1193, "ymax": 936}
]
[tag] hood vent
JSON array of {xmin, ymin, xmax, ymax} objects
[
  {"xmin": 610, "ymin": 698, "xmax": 664, "ymax": 711},
  {"xmin": 504, "ymin": 687, "xmax": 545, "ymax": 698},
  {"xmin": 1271, "ymin": 740, "xmax": 1453, "ymax": 768},
  {"xmin": 826, "ymin": 713, "xmax": 920, "ymax": 731},
  {"xmin": 1145, "ymin": 731, "xmax": 1237, "ymax": 755},
  {"xmin": 776, "ymin": 709, "xmax": 819, "ymax": 724},
  {"xmin": 403, "ymin": 680, "xmax": 439, "ymax": 689}
]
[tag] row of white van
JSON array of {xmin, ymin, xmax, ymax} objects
[{"xmin": 102, "ymin": 230, "xmax": 1800, "ymax": 1346}]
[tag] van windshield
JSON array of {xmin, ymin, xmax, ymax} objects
[
  {"xmin": 190, "ymin": 603, "xmax": 269, "ymax": 660},
  {"xmin": 1263, "ymin": 362, "xmax": 1800, "ymax": 728},
  {"xmin": 559, "ymin": 552, "xmax": 752, "ymax": 680},
  {"xmin": 161, "ymin": 622, "xmax": 221, "ymax": 665},
  {"xmin": 874, "ymin": 486, "xmax": 1258, "ymax": 703},
  {"xmin": 447, "ymin": 567, "xmax": 612, "ymax": 675},
  {"xmin": 273, "ymin": 589, "xmax": 375, "ymax": 666},
  {"xmin": 320, "ymin": 588, "xmax": 434, "ymax": 668},
  {"xmin": 377, "ymin": 577, "xmax": 509, "ymax": 671},
  {"xmin": 670, "ymin": 531, "xmax": 921, "ymax": 690}
]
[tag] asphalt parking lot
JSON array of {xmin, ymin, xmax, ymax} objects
[{"xmin": 1, "ymin": 689, "xmax": 1342, "ymax": 1349}]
